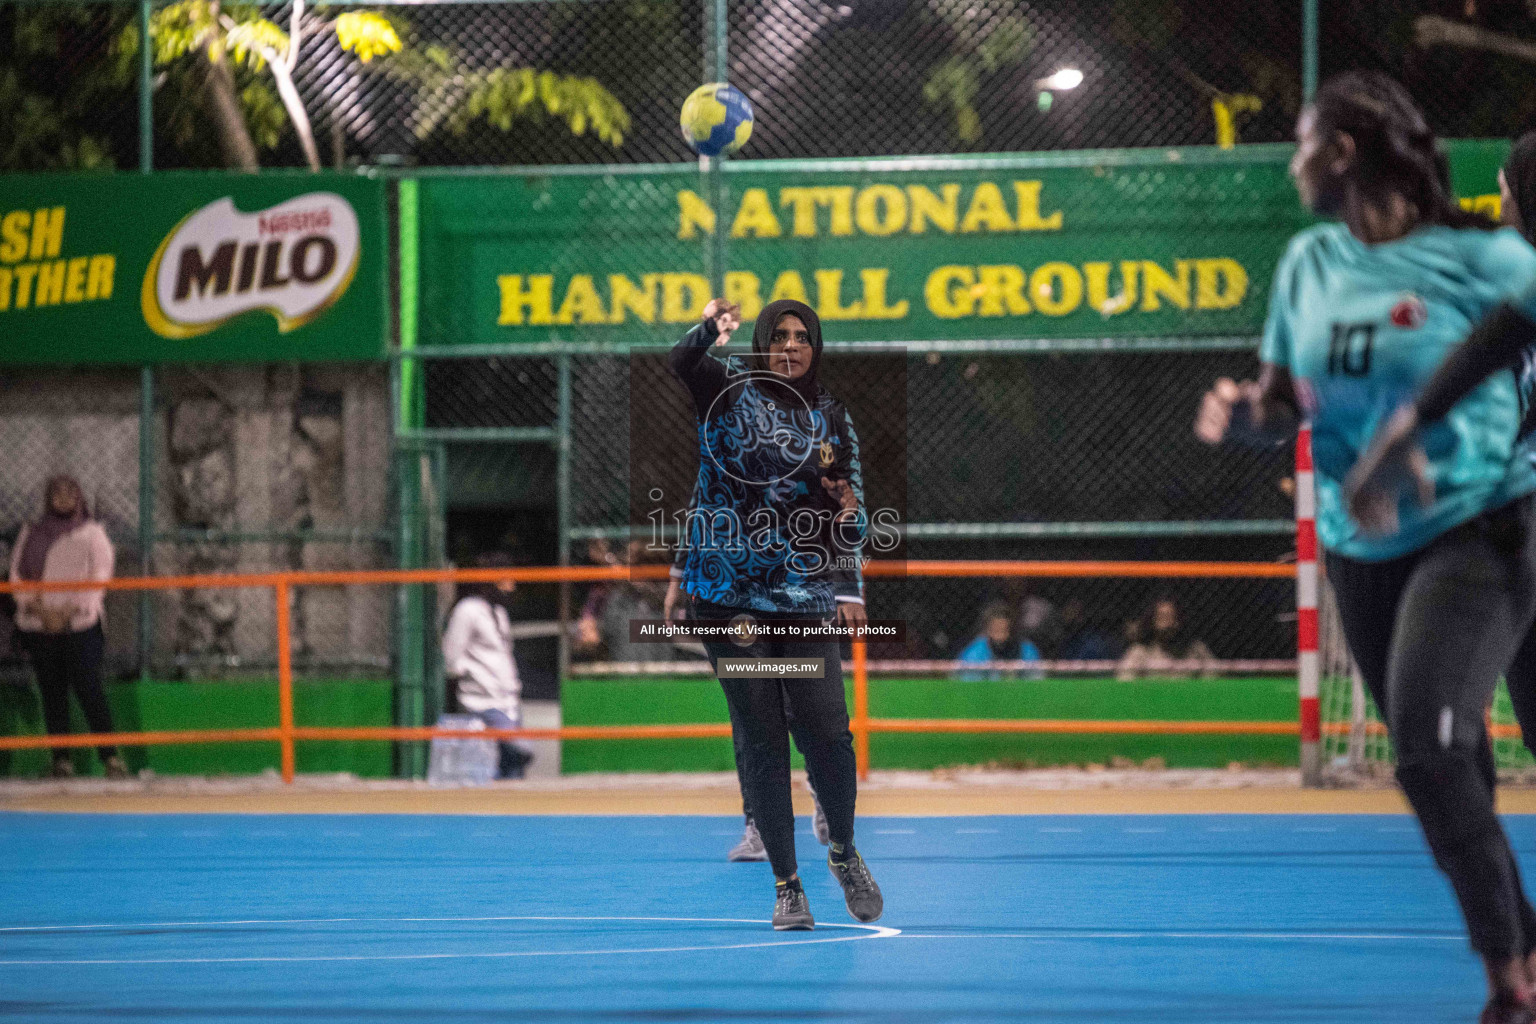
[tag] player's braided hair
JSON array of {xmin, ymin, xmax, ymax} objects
[{"xmin": 1312, "ymin": 71, "xmax": 1495, "ymax": 232}]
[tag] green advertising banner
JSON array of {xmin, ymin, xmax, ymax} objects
[
  {"xmin": 0, "ymin": 172, "xmax": 387, "ymax": 364},
  {"xmin": 416, "ymin": 141, "xmax": 1510, "ymax": 348}
]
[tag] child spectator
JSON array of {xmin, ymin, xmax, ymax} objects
[
  {"xmin": 955, "ymin": 602, "xmax": 1042, "ymax": 681},
  {"xmin": 442, "ymin": 551, "xmax": 533, "ymax": 779}
]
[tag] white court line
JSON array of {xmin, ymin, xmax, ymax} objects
[
  {"xmin": 874, "ymin": 829, "xmax": 915, "ymax": 835},
  {"xmin": 1122, "ymin": 828, "xmax": 1166, "ymax": 834},
  {"xmin": 0, "ymin": 915, "xmax": 900, "ymax": 966},
  {"xmin": 955, "ymin": 829, "xmax": 998, "ymax": 834},
  {"xmin": 1038, "ymin": 827, "xmax": 1081, "ymax": 834},
  {"xmin": 894, "ymin": 930, "xmax": 1463, "ymax": 943},
  {"xmin": 1294, "ymin": 827, "xmax": 1338, "ymax": 833}
]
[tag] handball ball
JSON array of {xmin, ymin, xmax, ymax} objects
[{"xmin": 680, "ymin": 83, "xmax": 754, "ymax": 157}]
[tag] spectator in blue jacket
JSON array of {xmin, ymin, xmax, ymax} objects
[{"xmin": 955, "ymin": 603, "xmax": 1042, "ymax": 681}]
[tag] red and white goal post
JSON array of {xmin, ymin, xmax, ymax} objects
[{"xmin": 1302, "ymin": 427, "xmax": 1533, "ymax": 785}]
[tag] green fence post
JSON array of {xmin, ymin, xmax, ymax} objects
[
  {"xmin": 137, "ymin": 0, "xmax": 155, "ymax": 683},
  {"xmin": 138, "ymin": 365, "xmax": 154, "ymax": 680},
  {"xmin": 556, "ymin": 354, "xmax": 573, "ymax": 684},
  {"xmin": 139, "ymin": 0, "xmax": 153, "ymax": 173},
  {"xmin": 394, "ymin": 178, "xmax": 428, "ymax": 778},
  {"xmin": 1302, "ymin": 0, "xmax": 1318, "ymax": 103}
]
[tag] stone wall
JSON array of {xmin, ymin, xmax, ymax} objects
[{"xmin": 0, "ymin": 364, "xmax": 392, "ymax": 678}]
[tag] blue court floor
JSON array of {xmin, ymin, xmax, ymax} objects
[{"xmin": 0, "ymin": 812, "xmax": 1516, "ymax": 1022}]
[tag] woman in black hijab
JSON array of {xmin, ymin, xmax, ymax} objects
[{"xmin": 669, "ymin": 295, "xmax": 882, "ymax": 931}]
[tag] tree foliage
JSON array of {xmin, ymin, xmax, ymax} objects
[
  {"xmin": 0, "ymin": 3, "xmax": 136, "ymax": 170},
  {"xmin": 923, "ymin": 5, "xmax": 1034, "ymax": 144},
  {"xmin": 134, "ymin": 1, "xmax": 629, "ymax": 169}
]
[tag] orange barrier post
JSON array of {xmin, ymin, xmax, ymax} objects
[
  {"xmin": 852, "ymin": 637, "xmax": 870, "ymax": 780},
  {"xmin": 275, "ymin": 577, "xmax": 295, "ymax": 784}
]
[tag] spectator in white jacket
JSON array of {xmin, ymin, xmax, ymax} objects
[
  {"xmin": 9, "ymin": 475, "xmax": 126, "ymax": 779},
  {"xmin": 442, "ymin": 551, "xmax": 532, "ymax": 779}
]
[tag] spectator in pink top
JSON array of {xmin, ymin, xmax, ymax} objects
[{"xmin": 9, "ymin": 476, "xmax": 125, "ymax": 779}]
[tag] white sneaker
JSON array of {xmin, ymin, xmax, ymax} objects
[{"xmin": 727, "ymin": 819, "xmax": 768, "ymax": 862}]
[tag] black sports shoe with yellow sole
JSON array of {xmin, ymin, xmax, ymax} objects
[
  {"xmin": 772, "ymin": 879, "xmax": 814, "ymax": 931},
  {"xmin": 828, "ymin": 846, "xmax": 883, "ymax": 923}
]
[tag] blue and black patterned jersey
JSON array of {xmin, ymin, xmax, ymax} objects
[{"xmin": 669, "ymin": 321, "xmax": 865, "ymax": 615}]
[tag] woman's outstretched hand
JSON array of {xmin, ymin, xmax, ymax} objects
[
  {"xmin": 1344, "ymin": 404, "xmax": 1434, "ymax": 537},
  {"xmin": 702, "ymin": 299, "xmax": 742, "ymax": 347}
]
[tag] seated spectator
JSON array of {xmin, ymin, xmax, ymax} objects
[
  {"xmin": 9, "ymin": 476, "xmax": 126, "ymax": 780},
  {"xmin": 955, "ymin": 603, "xmax": 1042, "ymax": 681},
  {"xmin": 442, "ymin": 551, "xmax": 533, "ymax": 779},
  {"xmin": 1115, "ymin": 598, "xmax": 1216, "ymax": 681},
  {"xmin": 574, "ymin": 539, "xmax": 620, "ymax": 654},
  {"xmin": 1017, "ymin": 594, "xmax": 1060, "ymax": 655},
  {"xmin": 1055, "ymin": 599, "xmax": 1119, "ymax": 662},
  {"xmin": 576, "ymin": 539, "xmax": 669, "ymax": 663}
]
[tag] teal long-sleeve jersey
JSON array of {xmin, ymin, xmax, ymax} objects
[{"xmin": 1261, "ymin": 222, "xmax": 1536, "ymax": 561}]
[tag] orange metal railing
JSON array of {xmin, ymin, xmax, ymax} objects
[{"xmin": 0, "ymin": 560, "xmax": 1297, "ymax": 782}]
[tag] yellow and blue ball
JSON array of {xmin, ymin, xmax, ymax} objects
[{"xmin": 680, "ymin": 83, "xmax": 754, "ymax": 157}]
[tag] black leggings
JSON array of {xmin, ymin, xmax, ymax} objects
[
  {"xmin": 695, "ymin": 598, "xmax": 857, "ymax": 879},
  {"xmin": 18, "ymin": 625, "xmax": 116, "ymax": 763},
  {"xmin": 1327, "ymin": 496, "xmax": 1536, "ymax": 960},
  {"xmin": 730, "ymin": 689, "xmax": 821, "ymax": 824}
]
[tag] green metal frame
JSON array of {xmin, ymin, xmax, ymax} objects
[
  {"xmin": 104, "ymin": 0, "xmax": 1326, "ymax": 774},
  {"xmin": 137, "ymin": 366, "xmax": 154, "ymax": 680},
  {"xmin": 1303, "ymin": 0, "xmax": 1319, "ymax": 103}
]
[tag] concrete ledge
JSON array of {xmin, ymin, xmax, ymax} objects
[{"xmin": 1, "ymin": 767, "xmax": 1520, "ymax": 815}]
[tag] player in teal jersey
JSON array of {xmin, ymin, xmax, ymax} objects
[{"xmin": 1198, "ymin": 73, "xmax": 1536, "ymax": 1024}]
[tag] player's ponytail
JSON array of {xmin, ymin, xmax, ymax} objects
[{"xmin": 1311, "ymin": 72, "xmax": 1495, "ymax": 232}]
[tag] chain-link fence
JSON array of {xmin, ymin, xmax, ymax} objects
[
  {"xmin": 4, "ymin": 0, "xmax": 1534, "ymax": 779},
  {"xmin": 410, "ymin": 343, "xmax": 1293, "ymax": 669},
  {"xmin": 0, "ymin": 361, "xmax": 395, "ymax": 685},
  {"xmin": 4, "ymin": 0, "xmax": 1536, "ymax": 175}
]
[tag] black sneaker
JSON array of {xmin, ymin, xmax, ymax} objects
[
  {"xmin": 828, "ymin": 847, "xmax": 883, "ymax": 923},
  {"xmin": 772, "ymin": 880, "xmax": 814, "ymax": 931}
]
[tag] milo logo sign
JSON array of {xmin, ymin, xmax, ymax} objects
[{"xmin": 141, "ymin": 192, "xmax": 360, "ymax": 339}]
